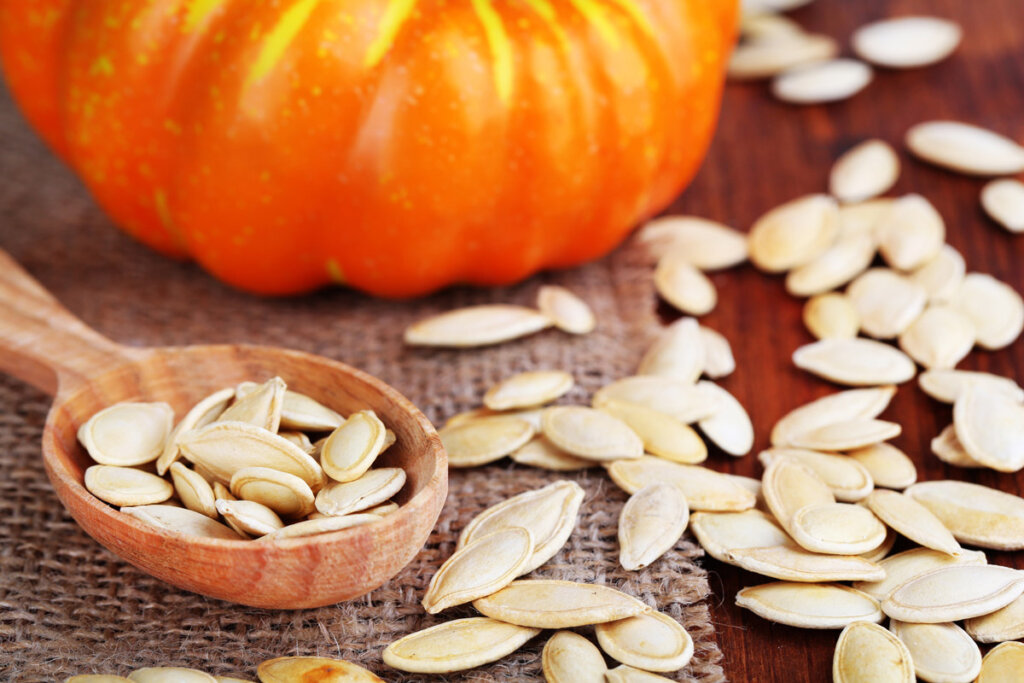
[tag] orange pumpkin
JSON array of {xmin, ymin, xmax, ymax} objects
[{"xmin": 0, "ymin": 0, "xmax": 736, "ymax": 296}]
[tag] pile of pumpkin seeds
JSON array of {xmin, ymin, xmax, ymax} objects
[
  {"xmin": 65, "ymin": 655, "xmax": 384, "ymax": 682},
  {"xmin": 78, "ymin": 377, "xmax": 402, "ymax": 540}
]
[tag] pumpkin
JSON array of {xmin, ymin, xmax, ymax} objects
[{"xmin": 0, "ymin": 0, "xmax": 736, "ymax": 296}]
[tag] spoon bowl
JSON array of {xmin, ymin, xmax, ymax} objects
[{"xmin": 0, "ymin": 251, "xmax": 447, "ymax": 609}]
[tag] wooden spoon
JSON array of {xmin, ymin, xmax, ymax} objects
[{"xmin": 0, "ymin": 249, "xmax": 447, "ymax": 609}]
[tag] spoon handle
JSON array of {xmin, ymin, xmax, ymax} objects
[{"xmin": 0, "ymin": 248, "xmax": 135, "ymax": 395}]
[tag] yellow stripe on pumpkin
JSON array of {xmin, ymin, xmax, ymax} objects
[
  {"xmin": 182, "ymin": 0, "xmax": 227, "ymax": 33},
  {"xmin": 522, "ymin": 0, "xmax": 570, "ymax": 51},
  {"xmin": 470, "ymin": 0, "xmax": 514, "ymax": 104},
  {"xmin": 364, "ymin": 0, "xmax": 417, "ymax": 68},
  {"xmin": 568, "ymin": 0, "xmax": 621, "ymax": 49},
  {"xmin": 245, "ymin": 0, "xmax": 321, "ymax": 88},
  {"xmin": 603, "ymin": 0, "xmax": 658, "ymax": 42}
]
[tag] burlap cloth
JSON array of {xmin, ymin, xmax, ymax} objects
[{"xmin": 0, "ymin": 86, "xmax": 725, "ymax": 682}]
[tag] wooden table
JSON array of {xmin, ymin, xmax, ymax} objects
[{"xmin": 684, "ymin": 0, "xmax": 1024, "ymax": 679}]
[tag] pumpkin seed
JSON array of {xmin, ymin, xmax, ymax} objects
[
  {"xmin": 541, "ymin": 406, "xmax": 643, "ymax": 462},
  {"xmin": 977, "ymin": 642, "xmax": 1024, "ymax": 683},
  {"xmin": 910, "ymin": 244, "xmax": 966, "ymax": 303},
  {"xmin": 440, "ymin": 415, "xmax": 535, "ymax": 468},
  {"xmin": 66, "ymin": 677, "xmax": 133, "ymax": 682},
  {"xmin": 953, "ymin": 386, "xmax": 1024, "ymax": 472},
  {"xmin": 637, "ymin": 317, "xmax": 705, "ymax": 383},
  {"xmin": 696, "ymin": 381, "xmax": 754, "ymax": 456},
  {"xmin": 273, "ymin": 390, "xmax": 345, "ymax": 432},
  {"xmin": 727, "ymin": 544, "xmax": 886, "ymax": 583},
  {"xmin": 121, "ymin": 504, "xmax": 241, "ymax": 540},
  {"xmin": 804, "ymin": 293, "xmax": 860, "ymax": 339},
  {"xmin": 444, "ymin": 406, "xmax": 544, "ymax": 431},
  {"xmin": 157, "ymin": 388, "xmax": 234, "ymax": 475},
  {"xmin": 847, "ymin": 268, "xmax": 928, "ymax": 339},
  {"xmin": 787, "ymin": 418, "xmax": 901, "ymax": 451},
  {"xmin": 758, "ymin": 448, "xmax": 874, "ymax": 502},
  {"xmin": 898, "ymin": 305, "xmax": 976, "ymax": 369},
  {"xmin": 604, "ymin": 665, "xmax": 674, "ymax": 682},
  {"xmin": 689, "ymin": 509, "xmax": 792, "ymax": 565},
  {"xmin": 919, "ymin": 369, "xmax": 1024, "ymax": 404},
  {"xmin": 930, "ymin": 425, "xmax": 984, "ymax": 468},
  {"xmin": 792, "ymin": 338, "xmax": 916, "ymax": 386},
  {"xmin": 635, "ymin": 216, "xmax": 749, "ymax": 270},
  {"xmin": 772, "ymin": 59, "xmax": 873, "ymax": 105},
  {"xmin": 128, "ymin": 669, "xmax": 216, "ymax": 683},
  {"xmin": 541, "ymin": 631, "xmax": 607, "ymax": 683},
  {"xmin": 230, "ymin": 466, "xmax": 315, "ymax": 518},
  {"xmin": 740, "ymin": 12, "xmax": 804, "ymax": 41},
  {"xmin": 608, "ymin": 457, "xmax": 756, "ymax": 512},
  {"xmin": 595, "ymin": 610, "xmax": 694, "ymax": 672},
  {"xmin": 852, "ymin": 16, "xmax": 961, "ymax": 68},
  {"xmin": 510, "ymin": 437, "xmax": 593, "ymax": 471},
  {"xmin": 888, "ymin": 620, "xmax": 981, "ymax": 683},
  {"xmin": 78, "ymin": 402, "xmax": 174, "ymax": 467},
  {"xmin": 736, "ymin": 582, "xmax": 882, "ymax": 629},
  {"xmin": 84, "ymin": 465, "xmax": 174, "ymax": 507},
  {"xmin": 215, "ymin": 499, "xmax": 284, "ymax": 537},
  {"xmin": 599, "ymin": 401, "xmax": 707, "ymax": 464},
  {"xmin": 404, "ymin": 305, "xmax": 553, "ymax": 347},
  {"xmin": 473, "ymin": 580, "xmax": 649, "ymax": 628},
  {"xmin": 847, "ymin": 443, "xmax": 917, "ymax": 490},
  {"xmin": 218, "ymin": 377, "xmax": 285, "ymax": 432},
  {"xmin": 965, "ymin": 593, "xmax": 1024, "ymax": 643},
  {"xmin": 789, "ymin": 502, "xmax": 888, "ymax": 555},
  {"xmin": 838, "ymin": 198, "xmax": 892, "ymax": 241},
  {"xmin": 699, "ymin": 325, "xmax": 735, "ymax": 378},
  {"xmin": 654, "ymin": 251, "xmax": 717, "ymax": 316},
  {"xmin": 906, "ymin": 480, "xmax": 1024, "ymax": 550},
  {"xmin": 785, "ymin": 233, "xmax": 876, "ymax": 297},
  {"xmin": 853, "ymin": 547, "xmax": 989, "ymax": 601},
  {"xmin": 882, "ymin": 565, "xmax": 1024, "ymax": 623},
  {"xmin": 259, "ymin": 513, "xmax": 379, "ymax": 540},
  {"xmin": 593, "ymin": 376, "xmax": 720, "ymax": 423},
  {"xmin": 833, "ymin": 621, "xmax": 914, "ymax": 683},
  {"xmin": 728, "ymin": 33, "xmax": 839, "ymax": 80},
  {"xmin": 459, "ymin": 480, "xmax": 584, "ymax": 574},
  {"xmin": 865, "ymin": 489, "xmax": 961, "ymax": 555},
  {"xmin": 169, "ymin": 462, "xmax": 217, "ymax": 517},
  {"xmin": 950, "ymin": 273, "xmax": 1024, "ymax": 350},
  {"xmin": 314, "ymin": 467, "xmax": 406, "ymax": 516},
  {"xmin": 981, "ymin": 178, "xmax": 1024, "ymax": 233},
  {"xmin": 906, "ymin": 121, "xmax": 1024, "ymax": 176},
  {"xmin": 382, "ymin": 617, "xmax": 541, "ymax": 674},
  {"xmin": 257, "ymin": 656, "xmax": 383, "ymax": 683},
  {"xmin": 748, "ymin": 194, "xmax": 840, "ymax": 272},
  {"xmin": 537, "ymin": 285, "xmax": 596, "ymax": 335},
  {"xmin": 278, "ymin": 431, "xmax": 314, "ymax": 453},
  {"xmin": 862, "ymin": 526, "xmax": 898, "ymax": 563},
  {"xmin": 320, "ymin": 410, "xmax": 387, "ymax": 482},
  {"xmin": 422, "ymin": 527, "xmax": 533, "ymax": 614},
  {"xmin": 829, "ymin": 139, "xmax": 900, "ymax": 204},
  {"xmin": 618, "ymin": 484, "xmax": 689, "ymax": 571},
  {"xmin": 771, "ymin": 385, "xmax": 896, "ymax": 447},
  {"xmin": 876, "ymin": 194, "xmax": 946, "ymax": 271},
  {"xmin": 178, "ymin": 421, "xmax": 325, "ymax": 489},
  {"xmin": 483, "ymin": 371, "xmax": 574, "ymax": 411},
  {"xmin": 762, "ymin": 457, "xmax": 835, "ymax": 530}
]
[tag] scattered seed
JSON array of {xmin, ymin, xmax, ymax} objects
[
  {"xmin": 881, "ymin": 564, "xmax": 1024, "ymax": 623},
  {"xmin": 473, "ymin": 580, "xmax": 649, "ymax": 628},
  {"xmin": 85, "ymin": 465, "xmax": 175, "ymax": 507},
  {"xmin": 635, "ymin": 216, "xmax": 749, "ymax": 270},
  {"xmin": 729, "ymin": 34, "xmax": 839, "ymax": 80},
  {"xmin": 699, "ymin": 325, "xmax": 736, "ymax": 378},
  {"xmin": 257, "ymin": 657, "xmax": 384, "ymax": 683},
  {"xmin": 847, "ymin": 268, "xmax": 928, "ymax": 339},
  {"xmin": 918, "ymin": 369, "xmax": 1024, "ymax": 404},
  {"xmin": 792, "ymin": 338, "xmax": 916, "ymax": 386},
  {"xmin": 898, "ymin": 305, "xmax": 975, "ymax": 369},
  {"xmin": 853, "ymin": 547, "xmax": 989, "ymax": 601},
  {"xmin": 593, "ymin": 376, "xmax": 720, "ymax": 423},
  {"xmin": 852, "ymin": 16, "xmax": 962, "ymax": 68},
  {"xmin": 875, "ymin": 194, "xmax": 946, "ymax": 272},
  {"xmin": 906, "ymin": 480, "xmax": 1024, "ymax": 550},
  {"xmin": 786, "ymin": 233, "xmax": 876, "ymax": 297},
  {"xmin": 618, "ymin": 483, "xmax": 690, "ymax": 571},
  {"xmin": 537, "ymin": 285, "xmax": 596, "ymax": 334},
  {"xmin": 829, "ymin": 139, "xmax": 900, "ymax": 203},
  {"xmin": 833, "ymin": 621, "xmax": 914, "ymax": 683},
  {"xmin": 637, "ymin": 317, "xmax": 705, "ymax": 383},
  {"xmin": 949, "ymin": 273, "xmax": 1024, "ymax": 350},
  {"xmin": 736, "ymin": 582, "xmax": 882, "ymax": 629},
  {"xmin": 976, "ymin": 642, "xmax": 1024, "ymax": 683},
  {"xmin": 595, "ymin": 610, "xmax": 694, "ymax": 672},
  {"xmin": 382, "ymin": 617, "xmax": 541, "ymax": 674},
  {"xmin": 440, "ymin": 416, "xmax": 535, "ymax": 468},
  {"xmin": 787, "ymin": 418, "xmax": 901, "ymax": 451},
  {"xmin": 758, "ymin": 449, "xmax": 874, "ymax": 502},
  {"xmin": 78, "ymin": 402, "xmax": 174, "ymax": 467},
  {"xmin": 803, "ymin": 293, "xmax": 860, "ymax": 339},
  {"xmin": 314, "ymin": 467, "xmax": 406, "ymax": 517},
  {"xmin": 981, "ymin": 178, "xmax": 1024, "ymax": 233},
  {"xmin": 510, "ymin": 437, "xmax": 593, "ymax": 471},
  {"xmin": 888, "ymin": 621, "xmax": 980, "ymax": 683},
  {"xmin": 608, "ymin": 457, "xmax": 756, "ymax": 512},
  {"xmin": 654, "ymin": 251, "xmax": 718, "ymax": 316},
  {"xmin": 483, "ymin": 371, "xmax": 575, "ymax": 411},
  {"xmin": 748, "ymin": 194, "xmax": 840, "ymax": 272},
  {"xmin": 906, "ymin": 121, "xmax": 1024, "ymax": 176},
  {"xmin": 696, "ymin": 381, "xmax": 755, "ymax": 456},
  {"xmin": 404, "ymin": 305, "xmax": 553, "ymax": 348},
  {"xmin": 953, "ymin": 386, "xmax": 1024, "ymax": 472},
  {"xmin": 422, "ymin": 527, "xmax": 533, "ymax": 614},
  {"xmin": 542, "ymin": 406, "xmax": 643, "ymax": 462},
  {"xmin": 771, "ymin": 385, "xmax": 896, "ymax": 447},
  {"xmin": 864, "ymin": 489, "xmax": 962, "ymax": 556},
  {"xmin": 541, "ymin": 631, "xmax": 607, "ymax": 683},
  {"xmin": 965, "ymin": 592, "xmax": 1024, "ymax": 644},
  {"xmin": 847, "ymin": 443, "xmax": 917, "ymax": 490},
  {"xmin": 909, "ymin": 244, "xmax": 966, "ymax": 304},
  {"xmin": 772, "ymin": 58, "xmax": 873, "ymax": 104},
  {"xmin": 600, "ymin": 400, "xmax": 707, "ymax": 465}
]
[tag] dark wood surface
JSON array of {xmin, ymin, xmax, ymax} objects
[{"xmin": 679, "ymin": 0, "xmax": 1024, "ymax": 680}]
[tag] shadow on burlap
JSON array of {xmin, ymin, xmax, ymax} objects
[{"xmin": 0, "ymin": 87, "xmax": 725, "ymax": 683}]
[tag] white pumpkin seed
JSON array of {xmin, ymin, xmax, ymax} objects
[
  {"xmin": 787, "ymin": 418, "xmax": 901, "ymax": 451},
  {"xmin": 792, "ymin": 338, "xmax": 916, "ymax": 386},
  {"xmin": 785, "ymin": 233, "xmax": 876, "ymax": 297},
  {"xmin": 278, "ymin": 430, "xmax": 314, "ymax": 453},
  {"xmin": 748, "ymin": 194, "xmax": 840, "ymax": 273},
  {"xmin": 762, "ymin": 455, "xmax": 836, "ymax": 531},
  {"xmin": 85, "ymin": 465, "xmax": 174, "ymax": 507},
  {"xmin": 833, "ymin": 621, "xmax": 914, "ymax": 683},
  {"xmin": 510, "ymin": 437, "xmax": 593, "ymax": 471},
  {"xmin": 898, "ymin": 305, "xmax": 975, "ymax": 369},
  {"xmin": 847, "ymin": 443, "xmax": 917, "ymax": 490},
  {"xmin": 78, "ymin": 402, "xmax": 174, "ymax": 467},
  {"xmin": 852, "ymin": 16, "xmax": 962, "ymax": 68},
  {"xmin": 829, "ymin": 139, "xmax": 900, "ymax": 204},
  {"xmin": 120, "ymin": 504, "xmax": 241, "ymax": 540},
  {"xmin": 542, "ymin": 406, "xmax": 643, "ymax": 462},
  {"xmin": 637, "ymin": 317, "xmax": 705, "ymax": 383},
  {"xmin": 604, "ymin": 665, "xmax": 674, "ymax": 682},
  {"xmin": 930, "ymin": 425, "xmax": 984, "ymax": 468},
  {"xmin": 599, "ymin": 401, "xmax": 707, "ymax": 465},
  {"xmin": 758, "ymin": 449, "xmax": 874, "ymax": 502},
  {"xmin": 440, "ymin": 416, "xmax": 535, "ymax": 468},
  {"xmin": 422, "ymin": 527, "xmax": 533, "ymax": 614},
  {"xmin": 862, "ymin": 526, "xmax": 898, "ymax": 563},
  {"xmin": 906, "ymin": 121, "xmax": 1024, "ymax": 176},
  {"xmin": 218, "ymin": 377, "xmax": 285, "ymax": 432},
  {"xmin": 314, "ymin": 468, "xmax": 406, "ymax": 516},
  {"xmin": 473, "ymin": 580, "xmax": 649, "ymax": 628},
  {"xmin": 875, "ymin": 194, "xmax": 946, "ymax": 272},
  {"xmin": 847, "ymin": 268, "xmax": 928, "ymax": 339},
  {"xmin": 699, "ymin": 325, "xmax": 736, "ymax": 378},
  {"xmin": 740, "ymin": 12, "xmax": 804, "ymax": 41},
  {"xmin": 618, "ymin": 484, "xmax": 689, "ymax": 571},
  {"xmin": 889, "ymin": 620, "xmax": 981, "ymax": 683},
  {"xmin": 689, "ymin": 510, "xmax": 792, "ymax": 565},
  {"xmin": 484, "ymin": 370, "xmax": 574, "ymax": 411},
  {"xmin": 127, "ymin": 668, "xmax": 216, "ymax": 683},
  {"xmin": 728, "ymin": 33, "xmax": 839, "ymax": 80},
  {"xmin": 728, "ymin": 544, "xmax": 885, "ymax": 583},
  {"xmin": 157, "ymin": 388, "xmax": 234, "ymax": 475},
  {"xmin": 853, "ymin": 547, "xmax": 988, "ymax": 601},
  {"xmin": 949, "ymin": 273, "xmax": 1024, "ymax": 350},
  {"xmin": 259, "ymin": 513, "xmax": 379, "ymax": 540},
  {"xmin": 865, "ymin": 489, "xmax": 961, "ymax": 555},
  {"xmin": 320, "ymin": 410, "xmax": 387, "ymax": 482},
  {"xmin": 595, "ymin": 610, "xmax": 694, "ymax": 672},
  {"xmin": 981, "ymin": 178, "xmax": 1024, "ymax": 233},
  {"xmin": 230, "ymin": 466, "xmax": 315, "ymax": 518},
  {"xmin": 696, "ymin": 381, "xmax": 754, "ymax": 456},
  {"xmin": 608, "ymin": 457, "xmax": 756, "ymax": 512},
  {"xmin": 272, "ymin": 390, "xmax": 345, "ymax": 432},
  {"xmin": 382, "ymin": 617, "xmax": 541, "ymax": 674},
  {"xmin": 736, "ymin": 582, "xmax": 882, "ymax": 629},
  {"xmin": 838, "ymin": 198, "xmax": 893, "ymax": 241},
  {"xmin": 214, "ymin": 498, "xmax": 284, "ymax": 537},
  {"xmin": 771, "ymin": 385, "xmax": 896, "ymax": 447},
  {"xmin": 906, "ymin": 480, "xmax": 1024, "ymax": 550},
  {"xmin": 919, "ymin": 369, "xmax": 1024, "ymax": 404},
  {"xmin": 593, "ymin": 376, "xmax": 720, "ymax": 423},
  {"xmin": 67, "ymin": 676, "xmax": 133, "ymax": 682},
  {"xmin": 882, "ymin": 565, "xmax": 1024, "ymax": 623},
  {"xmin": 954, "ymin": 386, "xmax": 1024, "ymax": 472},
  {"xmin": 654, "ymin": 251, "xmax": 717, "ymax": 316},
  {"xmin": 257, "ymin": 657, "xmax": 382, "ymax": 683},
  {"xmin": 789, "ymin": 502, "xmax": 888, "ymax": 556},
  {"xmin": 910, "ymin": 244, "xmax": 966, "ymax": 304},
  {"xmin": 168, "ymin": 462, "xmax": 217, "ymax": 517},
  {"xmin": 804, "ymin": 293, "xmax": 860, "ymax": 339},
  {"xmin": 541, "ymin": 631, "xmax": 607, "ymax": 683},
  {"xmin": 537, "ymin": 285, "xmax": 596, "ymax": 334},
  {"xmin": 404, "ymin": 305, "xmax": 553, "ymax": 347},
  {"xmin": 635, "ymin": 216, "xmax": 748, "ymax": 270},
  {"xmin": 965, "ymin": 593, "xmax": 1024, "ymax": 643},
  {"xmin": 977, "ymin": 642, "xmax": 1024, "ymax": 683},
  {"xmin": 772, "ymin": 59, "xmax": 873, "ymax": 104}
]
